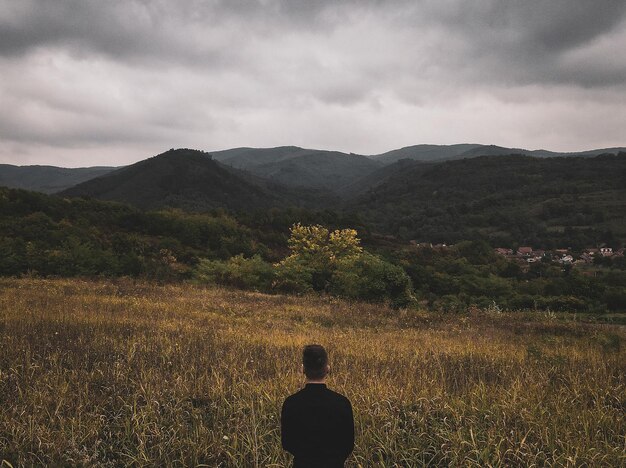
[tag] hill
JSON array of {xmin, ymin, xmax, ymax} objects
[
  {"xmin": 210, "ymin": 146, "xmax": 382, "ymax": 192},
  {"xmin": 0, "ymin": 164, "xmax": 116, "ymax": 193},
  {"xmin": 249, "ymin": 151, "xmax": 382, "ymax": 191},
  {"xmin": 5, "ymin": 144, "xmax": 626, "ymax": 197},
  {"xmin": 371, "ymin": 144, "xmax": 483, "ymax": 164},
  {"xmin": 349, "ymin": 153, "xmax": 626, "ymax": 247},
  {"xmin": 339, "ymin": 158, "xmax": 425, "ymax": 197},
  {"xmin": 209, "ymin": 146, "xmax": 309, "ymax": 169},
  {"xmin": 60, "ymin": 148, "xmax": 326, "ymax": 212},
  {"xmin": 371, "ymin": 144, "xmax": 626, "ymax": 164}
]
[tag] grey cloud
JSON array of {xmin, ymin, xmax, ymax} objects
[
  {"xmin": 0, "ymin": 0, "xmax": 341, "ymax": 64},
  {"xmin": 416, "ymin": 0, "xmax": 626, "ymax": 53},
  {"xmin": 501, "ymin": 1, "xmax": 625, "ymax": 53},
  {"xmin": 0, "ymin": 1, "xmax": 139, "ymax": 56},
  {"xmin": 411, "ymin": 0, "xmax": 626, "ymax": 88},
  {"xmin": 3, "ymin": 0, "xmax": 625, "ymax": 88},
  {"xmin": 0, "ymin": 0, "xmax": 625, "ymax": 166},
  {"xmin": 0, "ymin": 1, "xmax": 235, "ymax": 68}
]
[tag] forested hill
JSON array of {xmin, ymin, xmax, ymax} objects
[
  {"xmin": 350, "ymin": 153, "xmax": 626, "ymax": 248},
  {"xmin": 210, "ymin": 146, "xmax": 381, "ymax": 192},
  {"xmin": 0, "ymin": 164, "xmax": 115, "ymax": 193},
  {"xmin": 248, "ymin": 151, "xmax": 381, "ymax": 191},
  {"xmin": 60, "ymin": 148, "xmax": 328, "ymax": 212},
  {"xmin": 371, "ymin": 143, "xmax": 626, "ymax": 164},
  {"xmin": 4, "ymin": 144, "xmax": 626, "ymax": 196},
  {"xmin": 4, "ymin": 147, "xmax": 626, "ymax": 249},
  {"xmin": 210, "ymin": 146, "xmax": 312, "ymax": 168}
]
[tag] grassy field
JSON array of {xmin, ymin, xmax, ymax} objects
[{"xmin": 0, "ymin": 278, "xmax": 624, "ymax": 467}]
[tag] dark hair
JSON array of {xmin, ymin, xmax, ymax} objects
[{"xmin": 303, "ymin": 344, "xmax": 328, "ymax": 380}]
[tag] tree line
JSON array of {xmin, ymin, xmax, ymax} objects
[{"xmin": 1, "ymin": 186, "xmax": 625, "ymax": 312}]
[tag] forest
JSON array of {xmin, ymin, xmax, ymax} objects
[
  {"xmin": 351, "ymin": 154, "xmax": 626, "ymax": 248},
  {"xmin": 2, "ymin": 185, "xmax": 625, "ymax": 314}
]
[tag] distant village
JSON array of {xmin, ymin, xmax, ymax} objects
[
  {"xmin": 408, "ymin": 240, "xmax": 624, "ymax": 271},
  {"xmin": 493, "ymin": 246, "xmax": 624, "ymax": 267}
]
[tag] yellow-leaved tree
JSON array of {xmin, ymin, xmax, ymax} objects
[
  {"xmin": 287, "ymin": 224, "xmax": 362, "ymax": 261},
  {"xmin": 276, "ymin": 224, "xmax": 362, "ymax": 292},
  {"xmin": 275, "ymin": 223, "xmax": 413, "ymax": 307}
]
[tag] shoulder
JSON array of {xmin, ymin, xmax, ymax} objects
[
  {"xmin": 327, "ymin": 388, "xmax": 352, "ymax": 407},
  {"xmin": 282, "ymin": 389, "xmax": 305, "ymax": 407}
]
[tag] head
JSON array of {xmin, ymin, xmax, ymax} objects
[{"xmin": 302, "ymin": 344, "xmax": 329, "ymax": 382}]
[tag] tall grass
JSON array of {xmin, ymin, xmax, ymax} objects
[{"xmin": 0, "ymin": 278, "xmax": 624, "ymax": 466}]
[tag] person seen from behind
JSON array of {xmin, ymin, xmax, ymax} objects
[{"xmin": 281, "ymin": 344, "xmax": 355, "ymax": 467}]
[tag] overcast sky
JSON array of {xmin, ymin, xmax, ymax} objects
[{"xmin": 1, "ymin": 0, "xmax": 625, "ymax": 167}]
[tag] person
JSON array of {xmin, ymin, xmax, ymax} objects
[{"xmin": 281, "ymin": 344, "xmax": 355, "ymax": 468}]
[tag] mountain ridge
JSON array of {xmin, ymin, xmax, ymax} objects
[
  {"xmin": 2, "ymin": 144, "xmax": 626, "ymax": 200},
  {"xmin": 0, "ymin": 164, "xmax": 117, "ymax": 193},
  {"xmin": 209, "ymin": 146, "xmax": 381, "ymax": 192},
  {"xmin": 370, "ymin": 144, "xmax": 626, "ymax": 164},
  {"xmin": 59, "ymin": 148, "xmax": 328, "ymax": 212}
]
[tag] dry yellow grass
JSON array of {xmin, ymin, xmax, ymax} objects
[{"xmin": 0, "ymin": 278, "xmax": 624, "ymax": 467}]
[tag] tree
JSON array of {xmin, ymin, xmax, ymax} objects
[
  {"xmin": 285, "ymin": 223, "xmax": 362, "ymax": 262},
  {"xmin": 275, "ymin": 224, "xmax": 413, "ymax": 306},
  {"xmin": 276, "ymin": 224, "xmax": 362, "ymax": 291},
  {"xmin": 331, "ymin": 252, "xmax": 414, "ymax": 308}
]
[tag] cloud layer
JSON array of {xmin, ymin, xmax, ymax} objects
[{"xmin": 1, "ymin": 0, "xmax": 625, "ymax": 166}]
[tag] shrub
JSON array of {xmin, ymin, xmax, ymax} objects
[
  {"xmin": 330, "ymin": 252, "xmax": 414, "ymax": 307},
  {"xmin": 194, "ymin": 254, "xmax": 274, "ymax": 291},
  {"xmin": 272, "ymin": 255, "xmax": 314, "ymax": 294}
]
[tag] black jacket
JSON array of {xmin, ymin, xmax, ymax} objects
[{"xmin": 281, "ymin": 383, "xmax": 354, "ymax": 468}]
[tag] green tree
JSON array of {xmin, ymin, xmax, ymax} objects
[
  {"xmin": 331, "ymin": 252, "xmax": 414, "ymax": 307},
  {"xmin": 276, "ymin": 224, "xmax": 362, "ymax": 291},
  {"xmin": 275, "ymin": 224, "xmax": 413, "ymax": 305}
]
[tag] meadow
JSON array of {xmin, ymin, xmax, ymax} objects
[{"xmin": 0, "ymin": 278, "xmax": 624, "ymax": 467}]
